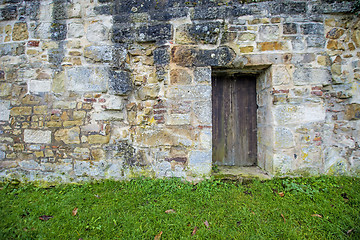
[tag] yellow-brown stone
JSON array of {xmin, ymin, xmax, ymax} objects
[
  {"xmin": 0, "ymin": 83, "xmax": 11, "ymax": 97},
  {"xmin": 52, "ymin": 71, "xmax": 66, "ymax": 93},
  {"xmin": 63, "ymin": 120, "xmax": 83, "ymax": 127},
  {"xmin": 91, "ymin": 148, "xmax": 105, "ymax": 161},
  {"xmin": 12, "ymin": 22, "xmax": 29, "ymax": 41},
  {"xmin": 352, "ymin": 30, "xmax": 360, "ymax": 47},
  {"xmin": 73, "ymin": 111, "xmax": 86, "ymax": 120},
  {"xmin": 240, "ymin": 46, "xmax": 254, "ymax": 53},
  {"xmin": 26, "ymin": 49, "xmax": 38, "ymax": 55},
  {"xmin": 257, "ymin": 42, "xmax": 286, "ymax": 51},
  {"xmin": 88, "ymin": 135, "xmax": 110, "ymax": 144},
  {"xmin": 55, "ymin": 127, "xmax": 80, "ymax": 144},
  {"xmin": 46, "ymin": 121, "xmax": 62, "ymax": 128},
  {"xmin": 326, "ymin": 40, "xmax": 345, "ymax": 50},
  {"xmin": 10, "ymin": 107, "xmax": 32, "ymax": 116},
  {"xmin": 317, "ymin": 56, "xmax": 331, "ymax": 66},
  {"xmin": 34, "ymin": 151, "xmax": 44, "ymax": 158}
]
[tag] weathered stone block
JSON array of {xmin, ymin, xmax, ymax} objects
[
  {"xmin": 194, "ymin": 67, "xmax": 211, "ymax": 84},
  {"xmin": 87, "ymin": 21, "xmax": 108, "ymax": 42},
  {"xmin": 257, "ymin": 42, "xmax": 288, "ymax": 51},
  {"xmin": 274, "ymin": 127, "xmax": 295, "ymax": 149},
  {"xmin": 188, "ymin": 150, "xmax": 211, "ymax": 176},
  {"xmin": 258, "ymin": 25, "xmax": 279, "ymax": 41},
  {"xmin": 1, "ymin": 5, "xmax": 17, "ymax": 21},
  {"xmin": 109, "ymin": 70, "xmax": 132, "ymax": 95},
  {"xmin": 67, "ymin": 22, "xmax": 85, "ymax": 38},
  {"xmin": 94, "ymin": 5, "xmax": 112, "ymax": 15},
  {"xmin": 0, "ymin": 43, "xmax": 25, "ymax": 56},
  {"xmin": 29, "ymin": 80, "xmax": 51, "ymax": 93},
  {"xmin": 12, "ymin": 22, "xmax": 29, "ymax": 41},
  {"xmin": 352, "ymin": 30, "xmax": 360, "ymax": 48},
  {"xmin": 238, "ymin": 32, "xmax": 256, "ymax": 41},
  {"xmin": 137, "ymin": 85, "xmax": 160, "ymax": 100},
  {"xmin": 306, "ymin": 36, "xmax": 326, "ymax": 48},
  {"xmin": 88, "ymin": 134, "xmax": 110, "ymax": 144},
  {"xmin": 193, "ymin": 101, "xmax": 211, "ymax": 125},
  {"xmin": 52, "ymin": 71, "xmax": 66, "ymax": 93},
  {"xmin": 274, "ymin": 104, "xmax": 325, "ymax": 125},
  {"xmin": 153, "ymin": 47, "xmax": 169, "ymax": 65},
  {"xmin": 176, "ymin": 22, "xmax": 221, "ymax": 44},
  {"xmin": 166, "ymin": 85, "xmax": 211, "ymax": 100},
  {"xmin": 239, "ymin": 46, "xmax": 254, "ymax": 53},
  {"xmin": 326, "ymin": 28, "xmax": 345, "ymax": 39},
  {"xmin": 171, "ymin": 46, "xmax": 235, "ymax": 67},
  {"xmin": 24, "ymin": 129, "xmax": 51, "ymax": 144},
  {"xmin": 0, "ymin": 100, "xmax": 10, "ymax": 121},
  {"xmin": 192, "ymin": 6, "xmax": 226, "ymax": 20},
  {"xmin": 55, "ymin": 127, "xmax": 80, "ymax": 144},
  {"xmin": 301, "ymin": 23, "xmax": 324, "ymax": 35},
  {"xmin": 19, "ymin": 160, "xmax": 40, "ymax": 170},
  {"xmin": 51, "ymin": 21, "xmax": 67, "ymax": 41},
  {"xmin": 271, "ymin": 2, "xmax": 306, "ymax": 15},
  {"xmin": 112, "ymin": 24, "xmax": 134, "ymax": 43},
  {"xmin": 10, "ymin": 106, "xmax": 32, "ymax": 116},
  {"xmin": 166, "ymin": 114, "xmax": 190, "ymax": 125},
  {"xmin": 170, "ymin": 69, "xmax": 192, "ymax": 85},
  {"xmin": 137, "ymin": 24, "xmax": 172, "ymax": 43},
  {"xmin": 84, "ymin": 45, "xmax": 112, "ymax": 63},
  {"xmin": 150, "ymin": 8, "xmax": 187, "ymax": 21},
  {"xmin": 92, "ymin": 111, "xmax": 124, "ymax": 121},
  {"xmin": 345, "ymin": 104, "xmax": 360, "ymax": 120},
  {"xmin": 67, "ymin": 67, "xmax": 109, "ymax": 92},
  {"xmin": 0, "ymin": 83, "xmax": 11, "ymax": 97},
  {"xmin": 293, "ymin": 68, "xmax": 331, "ymax": 86},
  {"xmin": 283, "ymin": 23, "xmax": 297, "ymax": 34}
]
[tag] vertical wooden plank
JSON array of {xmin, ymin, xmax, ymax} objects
[{"xmin": 212, "ymin": 73, "xmax": 257, "ymax": 166}]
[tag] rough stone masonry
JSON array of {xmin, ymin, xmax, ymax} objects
[{"xmin": 0, "ymin": 0, "xmax": 359, "ymax": 182}]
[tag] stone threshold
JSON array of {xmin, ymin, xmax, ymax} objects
[{"xmin": 212, "ymin": 166, "xmax": 272, "ymax": 183}]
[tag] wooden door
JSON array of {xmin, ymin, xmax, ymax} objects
[{"xmin": 212, "ymin": 73, "xmax": 257, "ymax": 166}]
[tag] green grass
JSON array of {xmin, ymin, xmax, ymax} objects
[{"xmin": 1, "ymin": 176, "xmax": 359, "ymax": 239}]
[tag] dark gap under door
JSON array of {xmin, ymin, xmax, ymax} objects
[{"xmin": 212, "ymin": 73, "xmax": 257, "ymax": 166}]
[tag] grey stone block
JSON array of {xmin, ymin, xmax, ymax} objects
[
  {"xmin": 194, "ymin": 67, "xmax": 211, "ymax": 84},
  {"xmin": 153, "ymin": 47, "xmax": 169, "ymax": 65},
  {"xmin": 301, "ymin": 23, "xmax": 324, "ymax": 35},
  {"xmin": 67, "ymin": 67, "xmax": 109, "ymax": 92},
  {"xmin": 293, "ymin": 68, "xmax": 331, "ymax": 86},
  {"xmin": 84, "ymin": 45, "xmax": 113, "ymax": 63},
  {"xmin": 0, "ymin": 100, "xmax": 10, "ymax": 122},
  {"xmin": 0, "ymin": 43, "xmax": 25, "ymax": 56},
  {"xmin": 24, "ymin": 129, "xmax": 52, "ymax": 144},
  {"xmin": 0, "ymin": 5, "xmax": 17, "ymax": 21},
  {"xmin": 109, "ymin": 70, "xmax": 132, "ymax": 95}
]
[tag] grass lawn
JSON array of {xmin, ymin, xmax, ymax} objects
[{"xmin": 0, "ymin": 176, "xmax": 359, "ymax": 239}]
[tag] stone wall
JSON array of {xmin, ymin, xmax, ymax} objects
[{"xmin": 0, "ymin": 0, "xmax": 359, "ymax": 182}]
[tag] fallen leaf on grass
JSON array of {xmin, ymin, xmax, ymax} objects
[
  {"xmin": 94, "ymin": 194, "xmax": 101, "ymax": 198},
  {"xmin": 347, "ymin": 229, "xmax": 354, "ymax": 235},
  {"xmin": 311, "ymin": 214, "xmax": 322, "ymax": 218},
  {"xmin": 72, "ymin": 207, "xmax": 78, "ymax": 216},
  {"xmin": 278, "ymin": 192, "xmax": 285, "ymax": 197},
  {"xmin": 165, "ymin": 209, "xmax": 176, "ymax": 214},
  {"xmin": 341, "ymin": 193, "xmax": 349, "ymax": 202},
  {"xmin": 192, "ymin": 226, "xmax": 198, "ymax": 236},
  {"xmin": 39, "ymin": 215, "xmax": 53, "ymax": 221},
  {"xmin": 204, "ymin": 220, "xmax": 210, "ymax": 229},
  {"xmin": 154, "ymin": 231, "xmax": 162, "ymax": 240},
  {"xmin": 281, "ymin": 214, "xmax": 286, "ymax": 223}
]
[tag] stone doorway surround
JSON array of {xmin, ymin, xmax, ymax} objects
[{"xmin": 171, "ymin": 46, "xmax": 329, "ymax": 177}]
